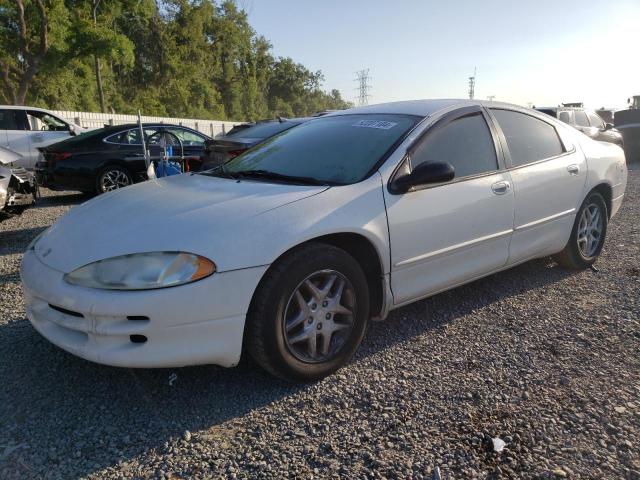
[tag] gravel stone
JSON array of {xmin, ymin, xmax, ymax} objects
[{"xmin": 1, "ymin": 170, "xmax": 639, "ymax": 479}]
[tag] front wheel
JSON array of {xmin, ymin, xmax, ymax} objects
[
  {"xmin": 555, "ymin": 192, "xmax": 608, "ymax": 269},
  {"xmin": 246, "ymin": 243, "xmax": 370, "ymax": 382}
]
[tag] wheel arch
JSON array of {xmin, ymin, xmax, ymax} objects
[
  {"xmin": 249, "ymin": 232, "xmax": 389, "ymax": 322},
  {"xmin": 589, "ymin": 182, "xmax": 612, "ymax": 218}
]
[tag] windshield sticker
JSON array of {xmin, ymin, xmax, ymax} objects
[{"xmin": 352, "ymin": 120, "xmax": 398, "ymax": 130}]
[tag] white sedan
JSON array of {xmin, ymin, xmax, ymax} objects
[{"xmin": 21, "ymin": 100, "xmax": 627, "ymax": 382}]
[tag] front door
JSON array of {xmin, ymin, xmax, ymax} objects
[{"xmin": 384, "ymin": 107, "xmax": 515, "ymax": 305}]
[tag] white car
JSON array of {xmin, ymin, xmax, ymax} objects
[
  {"xmin": 21, "ymin": 100, "xmax": 627, "ymax": 382},
  {"xmin": 1, "ymin": 106, "xmax": 85, "ymax": 169}
]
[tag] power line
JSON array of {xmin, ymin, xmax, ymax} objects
[
  {"xmin": 468, "ymin": 67, "xmax": 476, "ymax": 100},
  {"xmin": 355, "ymin": 69, "xmax": 372, "ymax": 106}
]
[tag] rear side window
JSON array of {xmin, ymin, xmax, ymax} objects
[
  {"xmin": 587, "ymin": 112, "xmax": 604, "ymax": 129},
  {"xmin": 411, "ymin": 112, "xmax": 498, "ymax": 179},
  {"xmin": 0, "ymin": 109, "xmax": 27, "ymax": 130},
  {"xmin": 558, "ymin": 111, "xmax": 572, "ymax": 124},
  {"xmin": 106, "ymin": 128, "xmax": 160, "ymax": 145},
  {"xmin": 574, "ymin": 110, "xmax": 590, "ymax": 127},
  {"xmin": 491, "ymin": 109, "xmax": 564, "ymax": 167}
]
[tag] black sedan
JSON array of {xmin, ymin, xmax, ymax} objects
[
  {"xmin": 201, "ymin": 118, "xmax": 310, "ymax": 170},
  {"xmin": 36, "ymin": 124, "xmax": 211, "ymax": 194}
]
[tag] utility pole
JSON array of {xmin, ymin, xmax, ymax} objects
[
  {"xmin": 487, "ymin": 95, "xmax": 495, "ymax": 102},
  {"xmin": 468, "ymin": 67, "xmax": 476, "ymax": 100},
  {"xmin": 355, "ymin": 69, "xmax": 372, "ymax": 106}
]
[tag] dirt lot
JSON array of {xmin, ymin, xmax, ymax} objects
[{"xmin": 1, "ymin": 171, "xmax": 639, "ymax": 479}]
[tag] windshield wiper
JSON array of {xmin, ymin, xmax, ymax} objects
[
  {"xmin": 201, "ymin": 162, "xmax": 237, "ymax": 180},
  {"xmin": 234, "ymin": 169, "xmax": 329, "ymax": 186}
]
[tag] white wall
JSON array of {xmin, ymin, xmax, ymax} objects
[{"xmin": 52, "ymin": 110, "xmax": 240, "ymax": 138}]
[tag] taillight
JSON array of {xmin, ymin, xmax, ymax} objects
[{"xmin": 51, "ymin": 152, "xmax": 72, "ymax": 162}]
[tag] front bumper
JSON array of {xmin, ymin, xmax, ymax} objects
[{"xmin": 21, "ymin": 249, "xmax": 267, "ymax": 368}]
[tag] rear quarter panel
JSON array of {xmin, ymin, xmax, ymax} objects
[{"xmin": 577, "ymin": 135, "xmax": 627, "ymax": 217}]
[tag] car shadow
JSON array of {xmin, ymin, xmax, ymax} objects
[
  {"xmin": 0, "ymin": 227, "xmax": 47, "ymax": 257},
  {"xmin": 0, "ymin": 256, "xmax": 579, "ymax": 478},
  {"xmin": 33, "ymin": 191, "xmax": 89, "ymax": 208}
]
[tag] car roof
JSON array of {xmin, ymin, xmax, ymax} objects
[
  {"xmin": 330, "ymin": 99, "xmax": 527, "ymax": 118},
  {"xmin": 0, "ymin": 105, "xmax": 55, "ymax": 113}
]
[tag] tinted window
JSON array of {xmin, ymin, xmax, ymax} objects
[
  {"xmin": 223, "ymin": 114, "xmax": 418, "ymax": 184},
  {"xmin": 106, "ymin": 128, "xmax": 160, "ymax": 145},
  {"xmin": 574, "ymin": 110, "xmax": 589, "ymax": 127},
  {"xmin": 411, "ymin": 113, "xmax": 497, "ymax": 179},
  {"xmin": 558, "ymin": 111, "xmax": 572, "ymax": 124},
  {"xmin": 491, "ymin": 109, "xmax": 564, "ymax": 166},
  {"xmin": 225, "ymin": 121, "xmax": 300, "ymax": 140},
  {"xmin": 0, "ymin": 109, "xmax": 27, "ymax": 130},
  {"xmin": 587, "ymin": 112, "xmax": 604, "ymax": 129}
]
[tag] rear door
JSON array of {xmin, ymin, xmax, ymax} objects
[
  {"xmin": 384, "ymin": 107, "xmax": 514, "ymax": 304},
  {"xmin": 488, "ymin": 108, "xmax": 586, "ymax": 264}
]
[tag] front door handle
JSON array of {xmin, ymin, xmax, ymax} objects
[
  {"xmin": 567, "ymin": 164, "xmax": 580, "ymax": 175},
  {"xmin": 491, "ymin": 181, "xmax": 510, "ymax": 195}
]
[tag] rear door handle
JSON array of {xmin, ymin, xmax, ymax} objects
[
  {"xmin": 567, "ymin": 164, "xmax": 580, "ymax": 175},
  {"xmin": 491, "ymin": 181, "xmax": 510, "ymax": 195}
]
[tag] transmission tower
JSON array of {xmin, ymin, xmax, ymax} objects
[
  {"xmin": 468, "ymin": 67, "xmax": 476, "ymax": 100},
  {"xmin": 355, "ymin": 69, "xmax": 372, "ymax": 106}
]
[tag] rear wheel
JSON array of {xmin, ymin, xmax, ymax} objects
[
  {"xmin": 96, "ymin": 165, "xmax": 132, "ymax": 194},
  {"xmin": 246, "ymin": 243, "xmax": 370, "ymax": 382},
  {"xmin": 555, "ymin": 192, "xmax": 608, "ymax": 269}
]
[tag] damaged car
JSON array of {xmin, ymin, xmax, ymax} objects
[{"xmin": 0, "ymin": 146, "xmax": 38, "ymax": 221}]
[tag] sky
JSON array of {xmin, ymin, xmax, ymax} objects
[{"xmin": 245, "ymin": 0, "xmax": 639, "ymax": 110}]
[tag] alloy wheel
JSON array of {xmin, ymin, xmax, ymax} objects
[
  {"xmin": 577, "ymin": 203, "xmax": 603, "ymax": 258},
  {"xmin": 282, "ymin": 269, "xmax": 356, "ymax": 363},
  {"xmin": 100, "ymin": 169, "xmax": 131, "ymax": 192}
]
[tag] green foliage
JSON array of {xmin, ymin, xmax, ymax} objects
[{"xmin": 0, "ymin": 0, "xmax": 352, "ymax": 120}]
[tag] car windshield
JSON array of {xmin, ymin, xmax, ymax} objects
[
  {"xmin": 224, "ymin": 121, "xmax": 300, "ymax": 140},
  {"xmin": 217, "ymin": 114, "xmax": 418, "ymax": 185}
]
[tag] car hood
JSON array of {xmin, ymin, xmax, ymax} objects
[{"xmin": 34, "ymin": 173, "xmax": 328, "ymax": 273}]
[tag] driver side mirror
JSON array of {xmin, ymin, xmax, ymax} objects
[
  {"xmin": 391, "ymin": 161, "xmax": 455, "ymax": 194},
  {"xmin": 604, "ymin": 123, "xmax": 614, "ymax": 131}
]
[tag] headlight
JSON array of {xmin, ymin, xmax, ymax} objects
[{"xmin": 63, "ymin": 252, "xmax": 216, "ymax": 290}]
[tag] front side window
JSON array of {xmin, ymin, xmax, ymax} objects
[
  {"xmin": 574, "ymin": 110, "xmax": 590, "ymax": 127},
  {"xmin": 165, "ymin": 128, "xmax": 206, "ymax": 146},
  {"xmin": 26, "ymin": 110, "xmax": 69, "ymax": 132},
  {"xmin": 221, "ymin": 114, "xmax": 418, "ymax": 185},
  {"xmin": 587, "ymin": 112, "xmax": 604, "ymax": 129},
  {"xmin": 558, "ymin": 111, "xmax": 572, "ymax": 124},
  {"xmin": 491, "ymin": 109, "xmax": 564, "ymax": 167},
  {"xmin": 410, "ymin": 113, "xmax": 498, "ymax": 179}
]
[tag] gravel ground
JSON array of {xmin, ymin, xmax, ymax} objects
[{"xmin": 1, "ymin": 171, "xmax": 639, "ymax": 480}]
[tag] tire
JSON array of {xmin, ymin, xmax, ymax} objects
[
  {"xmin": 96, "ymin": 165, "xmax": 133, "ymax": 194},
  {"xmin": 554, "ymin": 192, "xmax": 608, "ymax": 269},
  {"xmin": 246, "ymin": 243, "xmax": 370, "ymax": 382}
]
